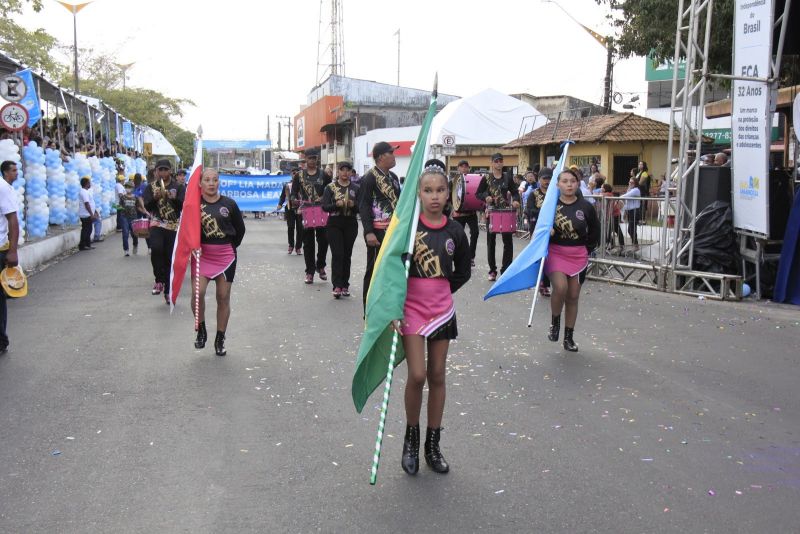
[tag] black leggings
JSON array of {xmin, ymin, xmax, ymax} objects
[
  {"xmin": 149, "ymin": 227, "xmax": 177, "ymax": 293},
  {"xmin": 626, "ymin": 209, "xmax": 639, "ymax": 245},
  {"xmin": 286, "ymin": 209, "xmax": 303, "ymax": 248},
  {"xmin": 326, "ymin": 216, "xmax": 358, "ymax": 289}
]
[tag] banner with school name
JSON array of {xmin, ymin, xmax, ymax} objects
[{"xmin": 218, "ymin": 173, "xmax": 290, "ymax": 211}]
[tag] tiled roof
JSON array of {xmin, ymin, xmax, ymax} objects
[{"xmin": 504, "ymin": 113, "xmax": 676, "ymax": 148}]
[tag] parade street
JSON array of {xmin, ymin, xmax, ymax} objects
[{"xmin": 1, "ymin": 218, "xmax": 799, "ymax": 533}]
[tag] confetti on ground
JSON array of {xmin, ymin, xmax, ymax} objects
[
  {"xmin": 708, "ymin": 490, "xmax": 716, "ymax": 496},
  {"xmin": 51, "ymin": 450, "xmax": 61, "ymax": 456},
  {"xmin": 494, "ymin": 490, "xmax": 505, "ymax": 494}
]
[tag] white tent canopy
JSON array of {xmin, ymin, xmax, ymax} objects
[
  {"xmin": 429, "ymin": 88, "xmax": 544, "ymax": 146},
  {"xmin": 142, "ymin": 127, "xmax": 178, "ymax": 157}
]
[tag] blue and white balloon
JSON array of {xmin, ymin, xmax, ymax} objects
[{"xmin": 0, "ymin": 139, "xmax": 25, "ymax": 242}]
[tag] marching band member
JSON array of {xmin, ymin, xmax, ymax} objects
[
  {"xmin": 476, "ymin": 153, "xmax": 519, "ymax": 281},
  {"xmin": 393, "ymin": 163, "xmax": 471, "ymax": 476},
  {"xmin": 278, "ymin": 172, "xmax": 303, "ymax": 255},
  {"xmin": 524, "ymin": 167, "xmax": 553, "ymax": 296},
  {"xmin": 451, "ymin": 159, "xmax": 479, "ymax": 267},
  {"xmin": 192, "ymin": 169, "xmax": 246, "ymax": 356},
  {"xmin": 143, "ymin": 159, "xmax": 185, "ymax": 302},
  {"xmin": 545, "ymin": 169, "xmax": 599, "ymax": 352},
  {"xmin": 358, "ymin": 141, "xmax": 401, "ymax": 309},
  {"xmin": 322, "ymin": 161, "xmax": 359, "ymax": 298},
  {"xmin": 291, "ymin": 150, "xmax": 330, "ymax": 284}
]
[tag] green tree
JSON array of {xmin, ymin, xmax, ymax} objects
[
  {"xmin": 0, "ymin": 0, "xmax": 64, "ymax": 78},
  {"xmin": 60, "ymin": 50, "xmax": 197, "ymax": 163},
  {"xmin": 598, "ymin": 0, "xmax": 734, "ymax": 75}
]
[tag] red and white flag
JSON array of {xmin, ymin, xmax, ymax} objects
[{"xmin": 169, "ymin": 136, "xmax": 203, "ymax": 310}]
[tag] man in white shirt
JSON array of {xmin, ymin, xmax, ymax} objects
[
  {"xmin": 78, "ymin": 177, "xmax": 98, "ymax": 251},
  {"xmin": 0, "ymin": 161, "xmax": 21, "ymax": 353}
]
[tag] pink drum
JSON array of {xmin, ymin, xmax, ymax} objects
[
  {"xmin": 132, "ymin": 218, "xmax": 151, "ymax": 238},
  {"xmin": 451, "ymin": 173, "xmax": 485, "ymax": 212},
  {"xmin": 301, "ymin": 204, "xmax": 329, "ymax": 228},
  {"xmin": 488, "ymin": 209, "xmax": 517, "ymax": 233}
]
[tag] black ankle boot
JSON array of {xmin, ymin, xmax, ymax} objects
[
  {"xmin": 194, "ymin": 321, "xmax": 207, "ymax": 349},
  {"xmin": 424, "ymin": 427, "xmax": 449, "ymax": 474},
  {"xmin": 548, "ymin": 315, "xmax": 561, "ymax": 342},
  {"xmin": 401, "ymin": 424, "xmax": 420, "ymax": 475},
  {"xmin": 563, "ymin": 327, "xmax": 579, "ymax": 352},
  {"xmin": 214, "ymin": 331, "xmax": 226, "ymax": 356}
]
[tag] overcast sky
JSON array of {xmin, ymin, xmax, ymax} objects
[{"xmin": 16, "ymin": 0, "xmax": 648, "ymax": 141}]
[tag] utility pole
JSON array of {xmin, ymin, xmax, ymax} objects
[
  {"xmin": 394, "ymin": 29, "xmax": 400, "ymax": 86},
  {"xmin": 276, "ymin": 115, "xmax": 293, "ymax": 151},
  {"xmin": 543, "ymin": 0, "xmax": 614, "ymax": 113}
]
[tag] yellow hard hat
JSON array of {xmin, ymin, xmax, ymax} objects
[{"xmin": 0, "ymin": 265, "xmax": 27, "ymax": 298}]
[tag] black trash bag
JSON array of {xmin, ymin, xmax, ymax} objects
[{"xmin": 681, "ymin": 201, "xmax": 739, "ymax": 274}]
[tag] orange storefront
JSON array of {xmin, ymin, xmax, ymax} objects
[{"xmin": 294, "ymin": 95, "xmax": 344, "ymax": 152}]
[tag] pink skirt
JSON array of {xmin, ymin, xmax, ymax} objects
[
  {"xmin": 544, "ymin": 243, "xmax": 588, "ymax": 277},
  {"xmin": 191, "ymin": 243, "xmax": 237, "ymax": 281},
  {"xmin": 402, "ymin": 277, "xmax": 455, "ymax": 337}
]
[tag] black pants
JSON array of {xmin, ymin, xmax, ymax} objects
[
  {"xmin": 303, "ymin": 226, "xmax": 328, "ymax": 275},
  {"xmin": 363, "ymin": 228, "xmax": 386, "ymax": 309},
  {"xmin": 487, "ymin": 231, "xmax": 513, "ymax": 273},
  {"xmin": 79, "ymin": 217, "xmax": 93, "ymax": 249},
  {"xmin": 609, "ymin": 215, "xmax": 624, "ymax": 247},
  {"xmin": 0, "ymin": 250, "xmax": 7, "ymax": 349},
  {"xmin": 286, "ymin": 209, "xmax": 303, "ymax": 249},
  {"xmin": 326, "ymin": 216, "xmax": 358, "ymax": 289},
  {"xmin": 149, "ymin": 227, "xmax": 177, "ymax": 294},
  {"xmin": 454, "ymin": 212, "xmax": 479, "ymax": 260},
  {"xmin": 626, "ymin": 209, "xmax": 639, "ymax": 245}
]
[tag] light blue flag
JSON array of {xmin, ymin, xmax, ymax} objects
[
  {"xmin": 484, "ymin": 141, "xmax": 573, "ymax": 300},
  {"xmin": 122, "ymin": 121, "xmax": 134, "ymax": 148},
  {"xmin": 14, "ymin": 69, "xmax": 42, "ymax": 128}
]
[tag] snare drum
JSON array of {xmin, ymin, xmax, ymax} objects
[
  {"xmin": 451, "ymin": 173, "xmax": 485, "ymax": 212},
  {"xmin": 488, "ymin": 209, "xmax": 517, "ymax": 233},
  {"xmin": 132, "ymin": 218, "xmax": 151, "ymax": 238},
  {"xmin": 301, "ymin": 204, "xmax": 329, "ymax": 228}
]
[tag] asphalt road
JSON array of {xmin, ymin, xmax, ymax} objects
[{"xmin": 1, "ymin": 218, "xmax": 799, "ymax": 533}]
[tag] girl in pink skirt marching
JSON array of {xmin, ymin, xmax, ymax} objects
[{"xmin": 545, "ymin": 169, "xmax": 599, "ymax": 352}]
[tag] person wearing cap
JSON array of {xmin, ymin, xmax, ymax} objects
[
  {"xmin": 277, "ymin": 171, "xmax": 303, "ymax": 255},
  {"xmin": 175, "ymin": 168, "xmax": 187, "ymax": 186},
  {"xmin": 291, "ymin": 149, "xmax": 331, "ymax": 284},
  {"xmin": 322, "ymin": 161, "xmax": 359, "ymax": 298},
  {"xmin": 143, "ymin": 158, "xmax": 185, "ymax": 301},
  {"xmin": 524, "ymin": 167, "xmax": 552, "ymax": 296},
  {"xmin": 119, "ymin": 180, "xmax": 139, "ymax": 256},
  {"xmin": 476, "ymin": 153, "xmax": 520, "ymax": 281},
  {"xmin": 451, "ymin": 159, "xmax": 480, "ymax": 266},
  {"xmin": 115, "ymin": 173, "xmax": 126, "ymax": 232},
  {"xmin": 358, "ymin": 141, "xmax": 401, "ymax": 309},
  {"xmin": 0, "ymin": 161, "xmax": 21, "ymax": 353}
]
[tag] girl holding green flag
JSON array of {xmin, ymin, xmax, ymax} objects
[{"xmin": 391, "ymin": 161, "xmax": 471, "ymax": 475}]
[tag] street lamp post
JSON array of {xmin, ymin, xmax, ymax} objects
[{"xmin": 55, "ymin": 1, "xmax": 93, "ymax": 94}]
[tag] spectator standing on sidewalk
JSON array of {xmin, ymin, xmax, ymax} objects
[
  {"xmin": 0, "ymin": 160, "xmax": 21, "ymax": 354},
  {"xmin": 78, "ymin": 177, "xmax": 98, "ymax": 251}
]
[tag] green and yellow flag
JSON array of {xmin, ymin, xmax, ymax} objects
[{"xmin": 351, "ymin": 88, "xmax": 438, "ymax": 413}]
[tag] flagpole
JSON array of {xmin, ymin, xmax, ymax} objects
[
  {"xmin": 527, "ymin": 261, "xmax": 546, "ymax": 327},
  {"xmin": 370, "ymin": 200, "xmax": 420, "ymax": 485}
]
